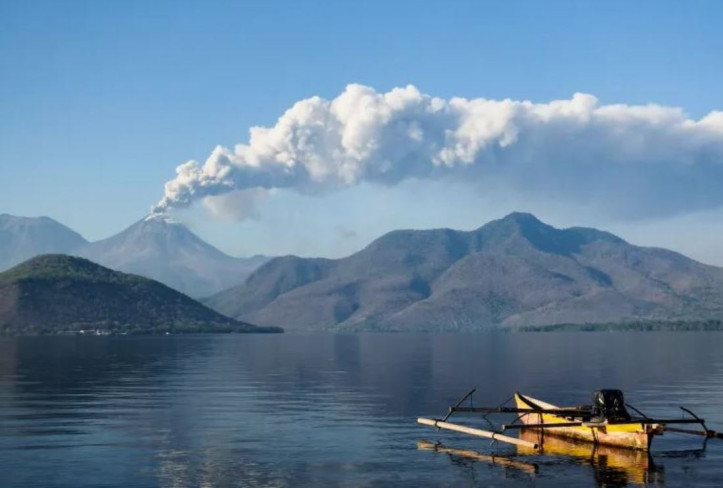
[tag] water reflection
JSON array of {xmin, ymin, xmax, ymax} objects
[
  {"xmin": 417, "ymin": 439, "xmax": 539, "ymax": 476},
  {"xmin": 418, "ymin": 434, "xmax": 664, "ymax": 487},
  {"xmin": 1, "ymin": 333, "xmax": 722, "ymax": 487},
  {"xmin": 518, "ymin": 430, "xmax": 663, "ymax": 486}
]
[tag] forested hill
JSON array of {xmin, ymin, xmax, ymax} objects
[{"xmin": 0, "ymin": 254, "xmax": 282, "ymax": 335}]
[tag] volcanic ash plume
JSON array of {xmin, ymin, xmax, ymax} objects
[{"xmin": 152, "ymin": 84, "xmax": 723, "ymax": 219}]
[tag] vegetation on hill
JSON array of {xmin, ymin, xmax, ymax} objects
[{"xmin": 0, "ymin": 254, "xmax": 282, "ymax": 336}]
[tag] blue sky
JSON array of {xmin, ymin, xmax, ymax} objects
[{"xmin": 2, "ymin": 1, "xmax": 722, "ymax": 263}]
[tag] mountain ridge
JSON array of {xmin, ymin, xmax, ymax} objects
[
  {"xmin": 0, "ymin": 213, "xmax": 269, "ymax": 298},
  {"xmin": 205, "ymin": 212, "xmax": 723, "ymax": 332},
  {"xmin": 0, "ymin": 214, "xmax": 88, "ymax": 270},
  {"xmin": 76, "ymin": 214, "xmax": 268, "ymax": 298}
]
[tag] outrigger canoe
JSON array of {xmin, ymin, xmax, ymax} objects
[
  {"xmin": 418, "ymin": 389, "xmax": 722, "ymax": 451},
  {"xmin": 513, "ymin": 392, "xmax": 660, "ymax": 450}
]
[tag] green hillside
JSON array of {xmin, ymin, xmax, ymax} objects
[{"xmin": 0, "ymin": 254, "xmax": 282, "ymax": 335}]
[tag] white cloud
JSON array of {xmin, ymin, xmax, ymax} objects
[
  {"xmin": 201, "ymin": 188, "xmax": 270, "ymax": 221},
  {"xmin": 152, "ymin": 84, "xmax": 723, "ymax": 221}
]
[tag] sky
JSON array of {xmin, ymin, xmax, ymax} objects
[{"xmin": 2, "ymin": 0, "xmax": 723, "ymax": 264}]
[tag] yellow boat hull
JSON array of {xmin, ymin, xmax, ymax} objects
[
  {"xmin": 517, "ymin": 431, "xmax": 658, "ymax": 485},
  {"xmin": 514, "ymin": 393, "xmax": 662, "ymax": 451}
]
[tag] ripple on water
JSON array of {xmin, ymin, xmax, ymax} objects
[{"xmin": 1, "ymin": 333, "xmax": 723, "ymax": 487}]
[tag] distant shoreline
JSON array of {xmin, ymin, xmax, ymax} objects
[
  {"xmin": 3, "ymin": 320, "xmax": 722, "ymax": 336},
  {"xmin": 515, "ymin": 320, "xmax": 723, "ymax": 332},
  {"xmin": 0, "ymin": 328, "xmax": 284, "ymax": 337}
]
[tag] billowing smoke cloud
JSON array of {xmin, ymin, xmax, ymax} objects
[
  {"xmin": 152, "ymin": 84, "xmax": 723, "ymax": 219},
  {"xmin": 201, "ymin": 188, "xmax": 270, "ymax": 221}
]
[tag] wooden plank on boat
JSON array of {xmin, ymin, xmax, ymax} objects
[
  {"xmin": 502, "ymin": 422, "xmax": 584, "ymax": 430},
  {"xmin": 417, "ymin": 417, "xmax": 539, "ymax": 449},
  {"xmin": 665, "ymin": 426, "xmax": 708, "ymax": 436},
  {"xmin": 453, "ymin": 407, "xmax": 590, "ymax": 416},
  {"xmin": 666, "ymin": 426, "xmax": 723, "ymax": 439},
  {"xmin": 638, "ymin": 418, "xmax": 703, "ymax": 425}
]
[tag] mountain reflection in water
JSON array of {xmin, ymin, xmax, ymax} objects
[{"xmin": 1, "ymin": 333, "xmax": 722, "ymax": 487}]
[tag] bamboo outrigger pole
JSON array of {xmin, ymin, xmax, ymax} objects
[
  {"xmin": 670, "ymin": 407, "xmax": 723, "ymax": 439},
  {"xmin": 417, "ymin": 417, "xmax": 539, "ymax": 449}
]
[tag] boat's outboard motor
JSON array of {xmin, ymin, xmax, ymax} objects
[{"xmin": 591, "ymin": 389, "xmax": 631, "ymax": 422}]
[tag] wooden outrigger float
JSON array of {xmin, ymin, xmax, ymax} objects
[
  {"xmin": 418, "ymin": 389, "xmax": 723, "ymax": 451},
  {"xmin": 417, "ymin": 440, "xmax": 539, "ymax": 476}
]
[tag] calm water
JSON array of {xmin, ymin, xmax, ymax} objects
[{"xmin": 1, "ymin": 333, "xmax": 722, "ymax": 487}]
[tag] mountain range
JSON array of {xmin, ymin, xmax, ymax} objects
[
  {"xmin": 205, "ymin": 212, "xmax": 723, "ymax": 331},
  {"xmin": 76, "ymin": 214, "xmax": 268, "ymax": 298},
  {"xmin": 0, "ymin": 213, "xmax": 268, "ymax": 298},
  {"xmin": 0, "ymin": 254, "xmax": 282, "ymax": 335},
  {"xmin": 4, "ymin": 211, "xmax": 723, "ymax": 333},
  {"xmin": 0, "ymin": 214, "xmax": 88, "ymax": 270}
]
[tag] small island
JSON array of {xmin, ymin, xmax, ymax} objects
[{"xmin": 0, "ymin": 254, "xmax": 283, "ymax": 336}]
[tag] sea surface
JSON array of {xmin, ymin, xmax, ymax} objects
[{"xmin": 1, "ymin": 332, "xmax": 722, "ymax": 487}]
